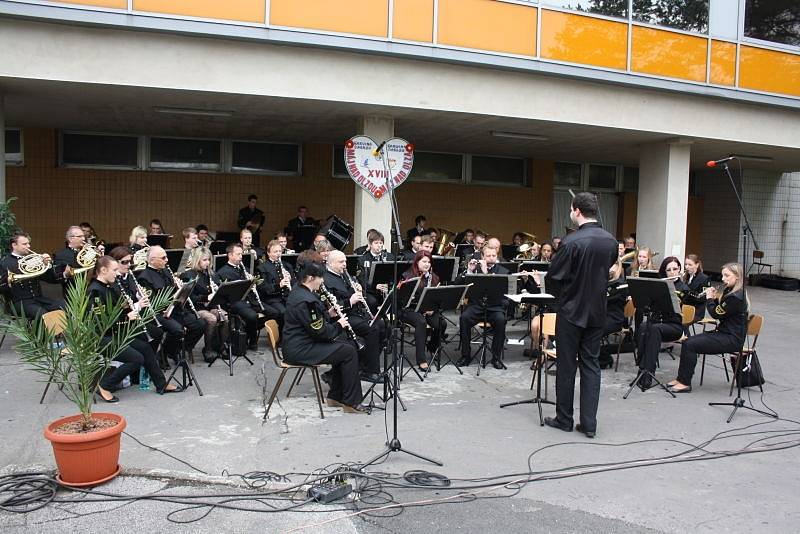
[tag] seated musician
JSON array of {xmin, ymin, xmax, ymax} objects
[
  {"xmin": 402, "ymin": 234, "xmax": 422, "ymax": 261},
  {"xmin": 357, "ymin": 231, "xmax": 394, "ymax": 313},
  {"xmin": 295, "ymin": 249, "xmax": 323, "ymax": 276},
  {"xmin": 599, "ymin": 259, "xmax": 629, "ymax": 369},
  {"xmin": 196, "ymin": 224, "xmax": 213, "ymax": 247},
  {"xmin": 136, "ymin": 246, "xmax": 206, "ymax": 362},
  {"xmin": 285, "ymin": 205, "xmax": 315, "ymax": 251},
  {"xmin": 683, "ymin": 254, "xmax": 709, "ymax": 322},
  {"xmin": 631, "ymin": 246, "xmax": 655, "ymax": 275},
  {"xmin": 177, "ymin": 227, "xmax": 200, "ymax": 274},
  {"xmin": 624, "ymin": 235, "xmax": 636, "ymax": 254},
  {"xmin": 256, "ymin": 239, "xmax": 295, "ymax": 324},
  {"xmin": 240, "ymin": 228, "xmax": 264, "ymax": 265},
  {"xmin": 668, "ymin": 262, "xmax": 748, "ymax": 394},
  {"xmin": 353, "ymin": 229, "xmax": 377, "ymax": 256},
  {"xmin": 520, "ymin": 269, "xmax": 550, "ymax": 364},
  {"xmin": 0, "ymin": 232, "xmax": 65, "ymax": 317},
  {"xmin": 215, "ymin": 243, "xmax": 273, "ymax": 350},
  {"xmin": 324, "ymin": 250, "xmax": 383, "ymax": 383},
  {"xmin": 636, "ymin": 256, "xmax": 693, "ymax": 390},
  {"xmin": 237, "ymin": 194, "xmax": 265, "ymax": 247},
  {"xmin": 54, "ymin": 225, "xmax": 98, "ymax": 295},
  {"xmin": 458, "ymin": 229, "xmax": 475, "ymax": 246},
  {"xmin": 456, "ymin": 245, "xmax": 509, "ymax": 369},
  {"xmin": 552, "ymin": 236, "xmax": 562, "ymax": 251},
  {"xmin": 487, "ymin": 237, "xmax": 506, "ymax": 261},
  {"xmin": 459, "ymin": 230, "xmax": 485, "ymax": 261},
  {"xmin": 129, "ymin": 225, "xmax": 148, "ymax": 252},
  {"xmin": 405, "ymin": 214, "xmax": 430, "ymax": 245},
  {"xmin": 617, "ymin": 240, "xmax": 626, "ymax": 258},
  {"xmin": 428, "ymin": 229, "xmax": 439, "ymax": 248},
  {"xmin": 109, "ymin": 246, "xmax": 164, "ymax": 351},
  {"xmin": 314, "ymin": 238, "xmax": 334, "ymax": 265},
  {"xmin": 181, "ymin": 247, "xmax": 226, "ymax": 362},
  {"xmin": 90, "ymin": 256, "xmax": 179, "ymax": 402},
  {"xmin": 399, "ymin": 250, "xmax": 446, "ymax": 371},
  {"xmin": 276, "ymin": 232, "xmax": 295, "ymax": 254},
  {"xmin": 538, "ymin": 242, "xmax": 554, "ymax": 263},
  {"xmin": 511, "ymin": 233, "xmax": 525, "ymax": 247},
  {"xmin": 283, "ymin": 263, "xmax": 367, "ymax": 413},
  {"xmin": 148, "ymin": 219, "xmax": 164, "ymax": 235},
  {"xmin": 420, "ymin": 234, "xmax": 436, "ymax": 255}
]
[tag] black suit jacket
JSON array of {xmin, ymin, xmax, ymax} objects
[
  {"xmin": 257, "ymin": 259, "xmax": 295, "ymax": 302},
  {"xmin": 281, "ymin": 285, "xmax": 343, "ymax": 364},
  {"xmin": 0, "ymin": 253, "xmax": 62, "ymax": 303}
]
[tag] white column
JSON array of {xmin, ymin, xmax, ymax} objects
[
  {"xmin": 353, "ymin": 115, "xmax": 394, "ymax": 250},
  {"xmin": 0, "ymin": 94, "xmax": 5, "ymax": 201},
  {"xmin": 636, "ymin": 139, "xmax": 692, "ymax": 260}
]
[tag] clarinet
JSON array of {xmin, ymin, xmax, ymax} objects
[
  {"xmin": 125, "ymin": 273, "xmax": 163, "ymax": 329},
  {"xmin": 115, "ymin": 279, "xmax": 154, "ymax": 343},
  {"xmin": 205, "ymin": 268, "xmax": 227, "ymax": 322},
  {"xmin": 344, "ymin": 270, "xmax": 375, "ymax": 322},
  {"xmin": 243, "ymin": 267, "xmax": 266, "ymax": 312},
  {"xmin": 274, "ymin": 259, "xmax": 291, "ymax": 300},
  {"xmin": 319, "ymin": 283, "xmax": 364, "ymax": 351}
]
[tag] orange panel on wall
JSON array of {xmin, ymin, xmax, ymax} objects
[
  {"xmin": 540, "ymin": 9, "xmax": 627, "ymax": 70},
  {"xmin": 739, "ymin": 46, "xmax": 800, "ymax": 98},
  {"xmin": 270, "ymin": 0, "xmax": 389, "ymax": 38},
  {"xmin": 52, "ymin": 0, "xmax": 126, "ymax": 8},
  {"xmin": 134, "ymin": 0, "xmax": 265, "ymax": 23},
  {"xmin": 393, "ymin": 0, "xmax": 434, "ymax": 42},
  {"xmin": 438, "ymin": 0, "xmax": 536, "ymax": 56},
  {"xmin": 631, "ymin": 26, "xmax": 707, "ymax": 82},
  {"xmin": 710, "ymin": 40, "xmax": 736, "ymax": 86}
]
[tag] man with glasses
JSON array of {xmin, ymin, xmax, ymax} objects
[
  {"xmin": 137, "ymin": 246, "xmax": 205, "ymax": 363},
  {"xmin": 54, "ymin": 225, "xmax": 99, "ymax": 296}
]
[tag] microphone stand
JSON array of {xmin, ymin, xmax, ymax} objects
[{"xmin": 362, "ymin": 140, "xmax": 442, "ymax": 468}]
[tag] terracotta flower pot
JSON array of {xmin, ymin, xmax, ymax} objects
[{"xmin": 43, "ymin": 412, "xmax": 126, "ymax": 487}]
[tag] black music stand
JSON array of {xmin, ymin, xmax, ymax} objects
[
  {"xmin": 164, "ymin": 279, "xmax": 203, "ymax": 396},
  {"xmin": 432, "ymin": 257, "xmax": 459, "ymax": 284},
  {"xmin": 520, "ymin": 261, "xmax": 550, "ymax": 273},
  {"xmin": 147, "ymin": 234, "xmax": 171, "ymax": 248},
  {"xmin": 165, "ymin": 249, "xmax": 184, "ymax": 272},
  {"xmin": 206, "ymin": 279, "xmax": 253, "ymax": 375},
  {"xmin": 293, "ymin": 224, "xmax": 317, "ymax": 251},
  {"xmin": 498, "ymin": 261, "xmax": 519, "ymax": 273},
  {"xmin": 369, "ymin": 261, "xmax": 412, "ymax": 287},
  {"xmin": 415, "ymin": 285, "xmax": 469, "ymax": 376},
  {"xmin": 623, "ymin": 277, "xmax": 678, "ymax": 399},
  {"xmin": 500, "ymin": 293, "xmax": 556, "ymax": 425},
  {"xmin": 501, "ymin": 245, "xmax": 517, "ymax": 262},
  {"xmin": 465, "ymin": 274, "xmax": 510, "ymax": 375},
  {"xmin": 213, "ymin": 254, "xmax": 227, "ymax": 273},
  {"xmin": 455, "ymin": 244, "xmax": 474, "ymax": 258},
  {"xmin": 638, "ymin": 269, "xmax": 660, "ymax": 279},
  {"xmin": 282, "ymin": 254, "xmax": 299, "ymax": 271},
  {"xmin": 345, "ymin": 255, "xmax": 360, "ymax": 276}
]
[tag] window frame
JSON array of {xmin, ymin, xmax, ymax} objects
[
  {"xmin": 147, "ymin": 135, "xmax": 223, "ymax": 172},
  {"xmin": 59, "ymin": 130, "xmax": 142, "ymax": 170},
  {"xmin": 4, "ymin": 128, "xmax": 23, "ymax": 166},
  {"xmin": 229, "ymin": 139, "xmax": 302, "ymax": 176},
  {"xmin": 738, "ymin": 0, "xmax": 800, "ymax": 52},
  {"xmin": 467, "ymin": 153, "xmax": 528, "ymax": 187}
]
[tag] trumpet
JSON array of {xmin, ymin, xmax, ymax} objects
[
  {"xmin": 319, "ymin": 283, "xmax": 364, "ymax": 351},
  {"xmin": 8, "ymin": 251, "xmax": 53, "ymax": 284}
]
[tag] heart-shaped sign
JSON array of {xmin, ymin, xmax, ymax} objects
[{"xmin": 343, "ymin": 136, "xmax": 414, "ymax": 200}]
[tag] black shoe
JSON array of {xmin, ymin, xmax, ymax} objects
[
  {"xmin": 360, "ymin": 372, "xmax": 382, "ymax": 384},
  {"xmin": 490, "ymin": 358, "xmax": 505, "ymax": 370},
  {"xmin": 639, "ymin": 375, "xmax": 653, "ymax": 391},
  {"xmin": 321, "ymin": 370, "xmax": 333, "ymax": 386},
  {"xmin": 575, "ymin": 423, "xmax": 595, "ymax": 438},
  {"xmin": 543, "ymin": 416, "xmax": 573, "ymax": 433},
  {"xmin": 202, "ymin": 349, "xmax": 215, "ymax": 364},
  {"xmin": 456, "ymin": 356, "xmax": 472, "ymax": 367}
]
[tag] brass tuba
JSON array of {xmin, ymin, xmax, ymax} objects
[
  {"xmin": 8, "ymin": 252, "xmax": 51, "ymax": 284},
  {"xmin": 434, "ymin": 228, "xmax": 456, "ymax": 256}
]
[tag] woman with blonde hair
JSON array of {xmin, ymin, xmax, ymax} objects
[
  {"xmin": 129, "ymin": 225, "xmax": 148, "ymax": 252},
  {"xmin": 669, "ymin": 262, "xmax": 749, "ymax": 393},
  {"xmin": 180, "ymin": 247, "xmax": 226, "ymax": 362}
]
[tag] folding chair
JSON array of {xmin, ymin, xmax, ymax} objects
[{"xmin": 262, "ymin": 319, "xmax": 326, "ymax": 420}]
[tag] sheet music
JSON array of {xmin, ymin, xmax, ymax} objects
[{"xmin": 505, "ymin": 292, "xmax": 555, "ymax": 303}]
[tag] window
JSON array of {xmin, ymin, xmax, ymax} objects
[
  {"xmin": 633, "ymin": 0, "xmax": 709, "ymax": 33},
  {"xmin": 149, "ymin": 137, "xmax": 220, "ymax": 171},
  {"xmin": 410, "ymin": 152, "xmax": 463, "ymax": 182},
  {"xmin": 231, "ymin": 141, "xmax": 300, "ymax": 174},
  {"xmin": 470, "ymin": 155, "xmax": 525, "ymax": 185},
  {"xmin": 554, "ymin": 162, "xmax": 582, "ymax": 187},
  {"xmin": 4, "ymin": 129, "xmax": 22, "ymax": 165},
  {"xmin": 744, "ymin": 1, "xmax": 800, "ymax": 47},
  {"xmin": 61, "ymin": 132, "xmax": 138, "ymax": 168},
  {"xmin": 332, "ymin": 145, "xmax": 348, "ymax": 177},
  {"xmin": 541, "ymin": 0, "xmax": 628, "ymax": 19},
  {"xmin": 588, "ymin": 164, "xmax": 617, "ymax": 189},
  {"xmin": 623, "ymin": 166, "xmax": 639, "ymax": 192}
]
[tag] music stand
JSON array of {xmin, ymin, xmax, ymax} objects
[
  {"xmin": 498, "ymin": 261, "xmax": 519, "ymax": 273},
  {"xmin": 500, "ymin": 293, "xmax": 556, "ymax": 424},
  {"xmin": 432, "ymin": 257, "xmax": 459, "ymax": 284},
  {"xmin": 369, "ymin": 261, "xmax": 412, "ymax": 287},
  {"xmin": 345, "ymin": 255, "xmax": 360, "ymax": 276},
  {"xmin": 206, "ymin": 279, "xmax": 253, "ymax": 375},
  {"xmin": 415, "ymin": 285, "xmax": 469, "ymax": 375},
  {"xmin": 521, "ymin": 261, "xmax": 549, "ymax": 273},
  {"xmin": 623, "ymin": 277, "xmax": 679, "ymax": 399},
  {"xmin": 456, "ymin": 244, "xmax": 474, "ymax": 259},
  {"xmin": 501, "ymin": 245, "xmax": 517, "ymax": 262},
  {"xmin": 213, "ymin": 254, "xmax": 227, "ymax": 273},
  {"xmin": 164, "ymin": 279, "xmax": 203, "ymax": 395},
  {"xmin": 165, "ymin": 249, "xmax": 184, "ymax": 272},
  {"xmin": 241, "ymin": 252, "xmax": 255, "ymax": 275},
  {"xmin": 293, "ymin": 224, "xmax": 317, "ymax": 251},
  {"xmin": 465, "ymin": 274, "xmax": 510, "ymax": 375},
  {"xmin": 638, "ymin": 269, "xmax": 660, "ymax": 279},
  {"xmin": 210, "ymin": 241, "xmax": 228, "ymax": 255},
  {"xmin": 147, "ymin": 234, "xmax": 171, "ymax": 248},
  {"xmin": 282, "ymin": 254, "xmax": 299, "ymax": 272}
]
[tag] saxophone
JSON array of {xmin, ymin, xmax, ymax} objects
[{"xmin": 319, "ymin": 283, "xmax": 364, "ymax": 351}]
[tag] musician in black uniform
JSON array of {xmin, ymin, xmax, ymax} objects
[
  {"xmin": 683, "ymin": 254, "xmax": 709, "ymax": 322},
  {"xmin": 356, "ymin": 231, "xmax": 393, "ymax": 313},
  {"xmin": 399, "ymin": 250, "xmax": 445, "ymax": 371},
  {"xmin": 456, "ymin": 244, "xmax": 509, "ymax": 369},
  {"xmin": 129, "ymin": 225, "xmax": 148, "ymax": 253},
  {"xmin": 136, "ymin": 246, "xmax": 206, "ymax": 362},
  {"xmin": 90, "ymin": 256, "xmax": 179, "ymax": 402},
  {"xmin": 54, "ymin": 225, "xmax": 98, "ymax": 295},
  {"xmin": 256, "ymin": 240, "xmax": 294, "ymax": 324},
  {"xmin": 599, "ymin": 259, "xmax": 629, "ymax": 369},
  {"xmin": 324, "ymin": 250, "xmax": 383, "ymax": 382},
  {"xmin": 109, "ymin": 246, "xmax": 164, "ymax": 351},
  {"xmin": 668, "ymin": 263, "xmax": 748, "ymax": 393},
  {"xmin": 180, "ymin": 247, "xmax": 226, "ymax": 362},
  {"xmin": 216, "ymin": 243, "xmax": 273, "ymax": 350},
  {"xmin": 237, "ymin": 194, "xmax": 265, "ymax": 247},
  {"xmin": 240, "ymin": 228, "xmax": 264, "ymax": 267},
  {"xmin": 458, "ymin": 231, "xmax": 485, "ymax": 261},
  {"xmin": 283, "ymin": 263, "xmax": 366, "ymax": 413},
  {"xmin": 176, "ymin": 227, "xmax": 200, "ymax": 274},
  {"xmin": 401, "ymin": 234, "xmax": 422, "ymax": 261},
  {"xmin": 0, "ymin": 232, "xmax": 65, "ymax": 317},
  {"xmin": 405, "ymin": 215, "xmax": 430, "ymax": 245},
  {"xmin": 543, "ymin": 192, "xmax": 617, "ymax": 438}
]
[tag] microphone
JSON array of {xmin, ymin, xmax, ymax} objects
[
  {"xmin": 372, "ymin": 139, "xmax": 387, "ymax": 156},
  {"xmin": 706, "ymin": 156, "xmax": 736, "ymax": 167}
]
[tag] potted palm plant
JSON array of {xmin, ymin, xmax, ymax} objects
[{"xmin": 5, "ymin": 271, "xmax": 169, "ymax": 486}]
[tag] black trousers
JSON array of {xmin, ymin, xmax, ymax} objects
[
  {"xmin": 263, "ymin": 298, "xmax": 286, "ymax": 329},
  {"xmin": 230, "ymin": 301, "xmax": 268, "ymax": 345},
  {"xmin": 554, "ymin": 315, "xmax": 603, "ymax": 432},
  {"xmin": 400, "ymin": 309, "xmax": 445, "ymax": 365},
  {"xmin": 460, "ymin": 306, "xmax": 506, "ymax": 360},
  {"xmin": 678, "ymin": 331, "xmax": 741, "ymax": 386},
  {"xmin": 599, "ymin": 319, "xmax": 626, "ymax": 368},
  {"xmin": 318, "ymin": 342, "xmax": 363, "ymax": 407},
  {"xmin": 349, "ymin": 313, "xmax": 384, "ymax": 374},
  {"xmin": 159, "ymin": 311, "xmax": 205, "ymax": 358},
  {"xmin": 14, "ymin": 297, "xmax": 64, "ymax": 318},
  {"xmin": 101, "ymin": 336, "xmax": 167, "ymax": 392},
  {"xmin": 637, "ymin": 320, "xmax": 684, "ymax": 374}
]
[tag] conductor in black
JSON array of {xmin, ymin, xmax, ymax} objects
[{"xmin": 544, "ymin": 192, "xmax": 618, "ymax": 438}]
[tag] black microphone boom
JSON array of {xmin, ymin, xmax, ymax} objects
[
  {"xmin": 707, "ymin": 156, "xmax": 736, "ymax": 167},
  {"xmin": 372, "ymin": 139, "xmax": 387, "ymax": 156}
]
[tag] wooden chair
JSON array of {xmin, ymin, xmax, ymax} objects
[
  {"xmin": 530, "ymin": 313, "xmax": 557, "ymax": 395},
  {"xmin": 700, "ymin": 314, "xmax": 763, "ymax": 394},
  {"xmin": 262, "ymin": 320, "xmax": 326, "ymax": 420},
  {"xmin": 39, "ymin": 310, "xmax": 68, "ymax": 403},
  {"xmin": 613, "ymin": 299, "xmax": 637, "ymax": 372}
]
